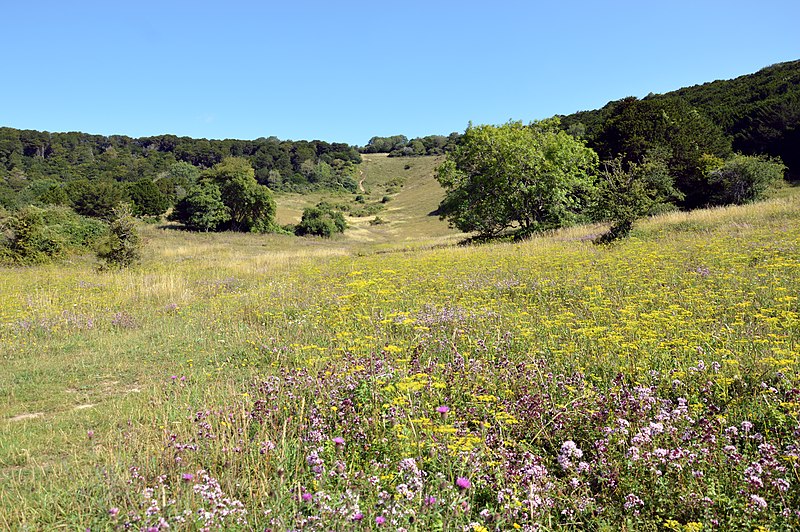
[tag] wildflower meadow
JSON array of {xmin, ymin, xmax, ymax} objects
[{"xmin": 1, "ymin": 194, "xmax": 799, "ymax": 530}]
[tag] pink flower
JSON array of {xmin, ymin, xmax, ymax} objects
[
  {"xmin": 456, "ymin": 476, "xmax": 471, "ymax": 490},
  {"xmin": 436, "ymin": 405, "xmax": 450, "ymax": 414},
  {"xmin": 182, "ymin": 473, "xmax": 194, "ymax": 482},
  {"xmin": 301, "ymin": 492, "xmax": 313, "ymax": 502},
  {"xmin": 108, "ymin": 507, "xmax": 119, "ymax": 517},
  {"xmin": 376, "ymin": 515, "xmax": 386, "ymax": 525},
  {"xmin": 333, "ymin": 437, "xmax": 345, "ymax": 446}
]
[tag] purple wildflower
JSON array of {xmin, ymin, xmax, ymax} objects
[
  {"xmin": 456, "ymin": 477, "xmax": 471, "ymax": 490},
  {"xmin": 376, "ymin": 515, "xmax": 386, "ymax": 525}
]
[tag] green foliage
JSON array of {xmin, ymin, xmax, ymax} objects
[
  {"xmin": 295, "ymin": 202, "xmax": 347, "ymax": 238},
  {"xmin": 0, "ymin": 127, "xmax": 363, "ymax": 209},
  {"xmin": 594, "ymin": 154, "xmax": 683, "ymax": 242},
  {"xmin": 560, "ymin": 60, "xmax": 800, "ymax": 181},
  {"xmin": 707, "ymin": 154, "xmax": 786, "ymax": 206},
  {"xmin": 96, "ymin": 203, "xmax": 141, "ymax": 269},
  {"xmin": 0, "ymin": 205, "xmax": 106, "ymax": 264},
  {"xmin": 361, "ymin": 135, "xmax": 409, "ymax": 153},
  {"xmin": 435, "ymin": 119, "xmax": 598, "ymax": 238},
  {"xmin": 595, "ymin": 97, "xmax": 732, "ymax": 208},
  {"xmin": 169, "ymin": 181, "xmax": 231, "ymax": 232},
  {"xmin": 362, "ymin": 133, "xmax": 461, "ymax": 157},
  {"xmin": 127, "ymin": 179, "xmax": 171, "ymax": 217},
  {"xmin": 0, "ymin": 206, "xmax": 63, "ymax": 263},
  {"xmin": 205, "ymin": 157, "xmax": 276, "ymax": 232},
  {"xmin": 66, "ymin": 179, "xmax": 128, "ymax": 219},
  {"xmin": 33, "ymin": 181, "xmax": 69, "ymax": 206}
]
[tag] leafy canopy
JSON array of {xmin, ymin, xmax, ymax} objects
[
  {"xmin": 435, "ymin": 119, "xmax": 598, "ymax": 238},
  {"xmin": 295, "ymin": 202, "xmax": 347, "ymax": 238},
  {"xmin": 169, "ymin": 157, "xmax": 276, "ymax": 233}
]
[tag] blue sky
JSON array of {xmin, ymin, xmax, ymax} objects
[{"xmin": 1, "ymin": 1, "xmax": 797, "ymax": 145}]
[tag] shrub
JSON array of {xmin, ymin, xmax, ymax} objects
[
  {"xmin": 66, "ymin": 179, "xmax": 128, "ymax": 220},
  {"xmin": 169, "ymin": 181, "xmax": 231, "ymax": 232},
  {"xmin": 295, "ymin": 203, "xmax": 347, "ymax": 238},
  {"xmin": 0, "ymin": 205, "xmax": 106, "ymax": 264},
  {"xmin": 96, "ymin": 203, "xmax": 141, "ymax": 269},
  {"xmin": 707, "ymin": 154, "xmax": 786, "ymax": 205}
]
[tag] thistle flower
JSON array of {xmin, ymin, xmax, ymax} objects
[{"xmin": 456, "ymin": 476, "xmax": 471, "ymax": 490}]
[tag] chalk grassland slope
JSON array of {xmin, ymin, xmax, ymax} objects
[
  {"xmin": 275, "ymin": 154, "xmax": 463, "ymax": 246},
  {"xmin": 0, "ymin": 192, "xmax": 798, "ymax": 528}
]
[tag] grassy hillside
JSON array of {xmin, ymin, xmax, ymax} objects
[
  {"xmin": 275, "ymin": 154, "xmax": 463, "ymax": 248},
  {"xmin": 1, "ymin": 191, "xmax": 799, "ymax": 529}
]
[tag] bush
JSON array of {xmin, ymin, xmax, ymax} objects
[
  {"xmin": 169, "ymin": 181, "xmax": 231, "ymax": 232},
  {"xmin": 0, "ymin": 205, "xmax": 106, "ymax": 264},
  {"xmin": 593, "ymin": 154, "xmax": 683, "ymax": 243},
  {"xmin": 66, "ymin": 179, "xmax": 128, "ymax": 220},
  {"xmin": 295, "ymin": 203, "xmax": 347, "ymax": 238},
  {"xmin": 96, "ymin": 204, "xmax": 141, "ymax": 269},
  {"xmin": 127, "ymin": 179, "xmax": 171, "ymax": 217},
  {"xmin": 707, "ymin": 154, "xmax": 786, "ymax": 205}
]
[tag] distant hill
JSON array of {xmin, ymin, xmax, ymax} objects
[
  {"xmin": 559, "ymin": 60, "xmax": 800, "ymax": 179},
  {"xmin": 0, "ymin": 128, "xmax": 363, "ymax": 209}
]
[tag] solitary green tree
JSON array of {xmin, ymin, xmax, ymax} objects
[{"xmin": 435, "ymin": 119, "xmax": 598, "ymax": 238}]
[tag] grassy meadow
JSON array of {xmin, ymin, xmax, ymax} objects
[{"xmin": 1, "ymin": 162, "xmax": 799, "ymax": 530}]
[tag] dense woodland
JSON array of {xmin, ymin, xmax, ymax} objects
[
  {"xmin": 0, "ymin": 131, "xmax": 362, "ymax": 210},
  {"xmin": 359, "ymin": 133, "xmax": 461, "ymax": 157},
  {"xmin": 559, "ymin": 59, "xmax": 800, "ymax": 180}
]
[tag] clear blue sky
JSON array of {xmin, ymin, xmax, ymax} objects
[{"xmin": 1, "ymin": 0, "xmax": 797, "ymax": 146}]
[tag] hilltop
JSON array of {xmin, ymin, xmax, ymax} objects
[{"xmin": 559, "ymin": 59, "xmax": 800, "ymax": 178}]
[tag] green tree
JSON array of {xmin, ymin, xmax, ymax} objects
[
  {"xmin": 435, "ymin": 119, "xmax": 598, "ymax": 238},
  {"xmin": 295, "ymin": 202, "xmax": 347, "ymax": 238},
  {"xmin": 594, "ymin": 97, "xmax": 732, "ymax": 207},
  {"xmin": 205, "ymin": 157, "xmax": 276, "ymax": 232},
  {"xmin": 66, "ymin": 179, "xmax": 127, "ymax": 219},
  {"xmin": 169, "ymin": 180, "xmax": 231, "ymax": 231},
  {"xmin": 0, "ymin": 206, "xmax": 63, "ymax": 263},
  {"xmin": 594, "ymin": 153, "xmax": 683, "ymax": 242},
  {"xmin": 127, "ymin": 179, "xmax": 171, "ymax": 217}
]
